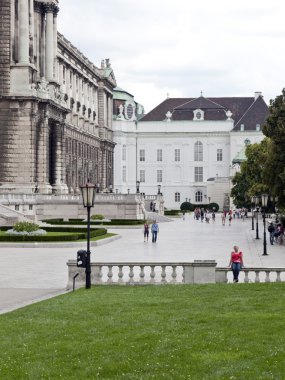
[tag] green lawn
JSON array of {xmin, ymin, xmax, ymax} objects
[{"xmin": 0, "ymin": 284, "xmax": 284, "ymax": 379}]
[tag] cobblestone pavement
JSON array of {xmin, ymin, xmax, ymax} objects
[{"xmin": 0, "ymin": 214, "xmax": 284, "ymax": 313}]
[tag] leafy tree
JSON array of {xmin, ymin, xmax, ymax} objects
[
  {"xmin": 231, "ymin": 139, "xmax": 270, "ymax": 207},
  {"xmin": 262, "ymin": 89, "xmax": 285, "ymax": 206}
]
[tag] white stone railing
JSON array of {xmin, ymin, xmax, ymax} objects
[
  {"xmin": 216, "ymin": 267, "xmax": 285, "ymax": 283},
  {"xmin": 67, "ymin": 260, "xmax": 285, "ymax": 289}
]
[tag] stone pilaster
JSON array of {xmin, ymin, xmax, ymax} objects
[
  {"xmin": 18, "ymin": 0, "xmax": 29, "ymax": 64},
  {"xmin": 0, "ymin": 0, "xmax": 11, "ymax": 96},
  {"xmin": 98, "ymin": 82, "xmax": 105, "ymax": 139}
]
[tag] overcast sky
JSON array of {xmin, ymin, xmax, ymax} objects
[{"xmin": 58, "ymin": 0, "xmax": 285, "ymax": 113}]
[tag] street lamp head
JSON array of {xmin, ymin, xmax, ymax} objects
[
  {"xmin": 261, "ymin": 193, "xmax": 268, "ymax": 207},
  {"xmin": 80, "ymin": 181, "xmax": 96, "ymax": 208},
  {"xmin": 136, "ymin": 180, "xmax": 140, "ymax": 194}
]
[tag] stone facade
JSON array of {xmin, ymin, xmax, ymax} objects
[{"xmin": 0, "ymin": 0, "xmax": 115, "ymax": 194}]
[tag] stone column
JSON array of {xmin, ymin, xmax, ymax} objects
[
  {"xmin": 18, "ymin": 0, "xmax": 30, "ymax": 64},
  {"xmin": 45, "ymin": 3, "xmax": 54, "ymax": 81},
  {"xmin": 53, "ymin": 6, "xmax": 59, "ymax": 81},
  {"xmin": 34, "ymin": 2, "xmax": 41, "ymax": 73}
]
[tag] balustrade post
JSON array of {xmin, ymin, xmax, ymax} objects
[
  {"xmin": 118, "ymin": 265, "xmax": 124, "ymax": 284},
  {"xmin": 265, "ymin": 271, "xmax": 270, "ymax": 283},
  {"xmin": 276, "ymin": 271, "xmax": 281, "ymax": 282},
  {"xmin": 139, "ymin": 265, "xmax": 145, "ymax": 284},
  {"xmin": 254, "ymin": 271, "xmax": 260, "ymax": 283},
  {"xmin": 107, "ymin": 265, "xmax": 113, "ymax": 284},
  {"xmin": 244, "ymin": 270, "xmax": 250, "ymax": 283},
  {"xmin": 150, "ymin": 265, "xmax": 156, "ymax": 284},
  {"xmin": 171, "ymin": 265, "xmax": 177, "ymax": 284},
  {"xmin": 161, "ymin": 265, "xmax": 167, "ymax": 284},
  {"xmin": 129, "ymin": 265, "xmax": 135, "ymax": 284}
]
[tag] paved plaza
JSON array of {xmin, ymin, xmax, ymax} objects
[{"xmin": 0, "ymin": 214, "xmax": 284, "ymax": 313}]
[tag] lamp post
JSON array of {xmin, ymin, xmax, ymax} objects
[
  {"xmin": 261, "ymin": 193, "xmax": 268, "ymax": 256},
  {"xmin": 127, "ymin": 188, "xmax": 130, "ymax": 194},
  {"xmin": 157, "ymin": 184, "xmax": 161, "ymax": 195},
  {"xmin": 255, "ymin": 196, "xmax": 260, "ymax": 240},
  {"xmin": 136, "ymin": 180, "xmax": 140, "ymax": 194},
  {"xmin": 250, "ymin": 196, "xmax": 255, "ymax": 231},
  {"xmin": 80, "ymin": 181, "xmax": 96, "ymax": 289}
]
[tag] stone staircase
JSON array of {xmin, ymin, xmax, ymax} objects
[
  {"xmin": 0, "ymin": 204, "xmax": 34, "ymax": 226},
  {"xmin": 146, "ymin": 211, "xmax": 173, "ymax": 223}
]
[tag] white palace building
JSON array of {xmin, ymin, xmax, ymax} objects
[{"xmin": 113, "ymin": 90, "xmax": 269, "ymax": 210}]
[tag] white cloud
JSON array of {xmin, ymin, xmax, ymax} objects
[{"xmin": 58, "ymin": 0, "xmax": 285, "ymax": 112}]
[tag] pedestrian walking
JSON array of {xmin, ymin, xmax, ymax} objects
[
  {"xmin": 151, "ymin": 220, "xmax": 159, "ymax": 243},
  {"xmin": 221, "ymin": 213, "xmax": 226, "ymax": 226},
  {"xmin": 229, "ymin": 210, "xmax": 233, "ymax": 226},
  {"xmin": 229, "ymin": 245, "xmax": 244, "ymax": 283},
  {"xmin": 268, "ymin": 222, "xmax": 275, "ymax": 245},
  {"xmin": 182, "ymin": 212, "xmax": 185, "ymax": 221},
  {"xmin": 143, "ymin": 222, "xmax": 149, "ymax": 242}
]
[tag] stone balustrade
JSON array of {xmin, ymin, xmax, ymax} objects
[{"xmin": 67, "ymin": 260, "xmax": 285, "ymax": 289}]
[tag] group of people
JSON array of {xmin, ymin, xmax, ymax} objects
[
  {"xmin": 193, "ymin": 208, "xmax": 216, "ymax": 223},
  {"xmin": 143, "ymin": 220, "xmax": 159, "ymax": 243},
  {"xmin": 268, "ymin": 222, "xmax": 284, "ymax": 245},
  {"xmin": 149, "ymin": 202, "xmax": 156, "ymax": 212}
]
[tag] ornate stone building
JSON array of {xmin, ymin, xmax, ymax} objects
[{"xmin": 0, "ymin": 0, "xmax": 116, "ymax": 194}]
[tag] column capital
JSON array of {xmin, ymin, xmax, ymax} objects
[
  {"xmin": 34, "ymin": 1, "xmax": 43, "ymax": 13},
  {"xmin": 43, "ymin": 3, "xmax": 56, "ymax": 13}
]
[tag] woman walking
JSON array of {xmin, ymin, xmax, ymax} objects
[
  {"xmin": 229, "ymin": 245, "xmax": 244, "ymax": 283},
  {"xmin": 143, "ymin": 222, "xmax": 149, "ymax": 242}
]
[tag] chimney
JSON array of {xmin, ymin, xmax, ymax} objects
[{"xmin": 254, "ymin": 91, "xmax": 262, "ymax": 100}]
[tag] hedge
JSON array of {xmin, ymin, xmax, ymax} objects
[
  {"xmin": 42, "ymin": 219, "xmax": 145, "ymax": 226},
  {"xmin": 0, "ymin": 227, "xmax": 107, "ymax": 242},
  {"xmin": 164, "ymin": 210, "xmax": 180, "ymax": 216},
  {"xmin": 180, "ymin": 202, "xmax": 220, "ymax": 212}
]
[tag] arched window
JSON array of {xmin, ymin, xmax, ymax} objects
[
  {"xmin": 195, "ymin": 191, "xmax": 203, "ymax": 203},
  {"xmin": 175, "ymin": 192, "xmax": 180, "ymax": 202},
  {"xmin": 194, "ymin": 141, "xmax": 203, "ymax": 161}
]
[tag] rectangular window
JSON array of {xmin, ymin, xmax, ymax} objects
[
  {"xmin": 15, "ymin": 205, "xmax": 19, "ymax": 211},
  {"xmin": 157, "ymin": 149, "xmax": 162, "ymax": 162},
  {"xmin": 175, "ymin": 192, "xmax": 180, "ymax": 202},
  {"xmin": 140, "ymin": 169, "xmax": 145, "ymax": 183},
  {"xmin": 194, "ymin": 142, "xmax": 203, "ymax": 161},
  {"xmin": 122, "ymin": 145, "xmax": 126, "ymax": 161},
  {"xmin": 157, "ymin": 169, "xmax": 162, "ymax": 182},
  {"xmin": 217, "ymin": 149, "xmax": 223, "ymax": 161},
  {"xmin": 194, "ymin": 167, "xmax": 203, "ymax": 182},
  {"xmin": 139, "ymin": 149, "xmax": 145, "ymax": 162},
  {"xmin": 29, "ymin": 205, "xmax": 33, "ymax": 211},
  {"xmin": 175, "ymin": 149, "xmax": 180, "ymax": 162},
  {"xmin": 122, "ymin": 166, "xmax": 126, "ymax": 182}
]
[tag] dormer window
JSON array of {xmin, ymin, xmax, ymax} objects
[
  {"xmin": 193, "ymin": 109, "xmax": 204, "ymax": 121},
  {"xmin": 256, "ymin": 124, "xmax": 260, "ymax": 131},
  {"xmin": 240, "ymin": 124, "xmax": 244, "ymax": 131}
]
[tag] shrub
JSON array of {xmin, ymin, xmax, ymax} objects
[
  {"xmin": 13, "ymin": 221, "xmax": 40, "ymax": 233},
  {"xmin": 91, "ymin": 214, "xmax": 105, "ymax": 220},
  {"xmin": 180, "ymin": 202, "xmax": 192, "ymax": 211},
  {"xmin": 164, "ymin": 210, "xmax": 180, "ymax": 216}
]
